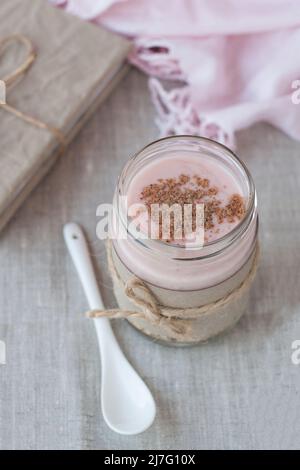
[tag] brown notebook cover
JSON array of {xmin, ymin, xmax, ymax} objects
[{"xmin": 0, "ymin": 0, "xmax": 131, "ymax": 232}]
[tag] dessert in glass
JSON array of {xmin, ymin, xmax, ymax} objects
[{"xmin": 110, "ymin": 136, "xmax": 258, "ymax": 345}]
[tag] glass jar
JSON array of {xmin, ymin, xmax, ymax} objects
[{"xmin": 110, "ymin": 136, "xmax": 258, "ymax": 346}]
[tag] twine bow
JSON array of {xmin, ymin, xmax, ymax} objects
[
  {"xmin": 0, "ymin": 34, "xmax": 66, "ymax": 150},
  {"xmin": 86, "ymin": 240, "xmax": 260, "ymax": 340}
]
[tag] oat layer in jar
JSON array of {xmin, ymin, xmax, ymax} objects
[{"xmin": 109, "ymin": 136, "xmax": 258, "ymax": 346}]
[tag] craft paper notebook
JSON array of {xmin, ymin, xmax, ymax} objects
[{"xmin": 0, "ymin": 0, "xmax": 131, "ymax": 232}]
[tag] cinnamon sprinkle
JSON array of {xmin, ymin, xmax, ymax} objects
[{"xmin": 139, "ymin": 174, "xmax": 245, "ymax": 242}]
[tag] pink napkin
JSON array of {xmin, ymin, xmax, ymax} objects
[{"xmin": 50, "ymin": 0, "xmax": 300, "ymax": 147}]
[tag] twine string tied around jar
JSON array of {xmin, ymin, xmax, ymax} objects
[{"xmin": 86, "ymin": 240, "xmax": 260, "ymax": 339}]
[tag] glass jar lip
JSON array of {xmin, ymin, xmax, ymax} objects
[{"xmin": 117, "ymin": 135, "xmax": 256, "ymax": 257}]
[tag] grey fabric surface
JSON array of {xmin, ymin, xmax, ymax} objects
[{"xmin": 0, "ymin": 69, "xmax": 300, "ymax": 450}]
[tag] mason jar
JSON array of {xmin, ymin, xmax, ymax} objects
[{"xmin": 109, "ymin": 135, "xmax": 258, "ymax": 346}]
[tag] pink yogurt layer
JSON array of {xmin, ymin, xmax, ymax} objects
[
  {"xmin": 126, "ymin": 151, "xmax": 246, "ymax": 243},
  {"xmin": 113, "ymin": 149, "xmax": 257, "ymax": 290}
]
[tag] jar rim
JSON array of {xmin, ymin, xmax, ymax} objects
[{"xmin": 116, "ymin": 135, "xmax": 256, "ymax": 260}]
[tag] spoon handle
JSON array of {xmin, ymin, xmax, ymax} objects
[
  {"xmin": 63, "ymin": 223, "xmax": 115, "ymax": 348},
  {"xmin": 63, "ymin": 223, "xmax": 104, "ymax": 310}
]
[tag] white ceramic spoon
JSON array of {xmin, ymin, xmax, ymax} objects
[{"xmin": 63, "ymin": 223, "xmax": 156, "ymax": 435}]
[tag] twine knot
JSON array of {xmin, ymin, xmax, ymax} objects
[{"xmin": 86, "ymin": 240, "xmax": 259, "ymax": 340}]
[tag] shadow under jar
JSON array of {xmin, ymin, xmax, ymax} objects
[{"xmin": 110, "ymin": 136, "xmax": 258, "ymax": 346}]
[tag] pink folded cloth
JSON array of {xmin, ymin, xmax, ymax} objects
[{"xmin": 50, "ymin": 0, "xmax": 300, "ymax": 147}]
